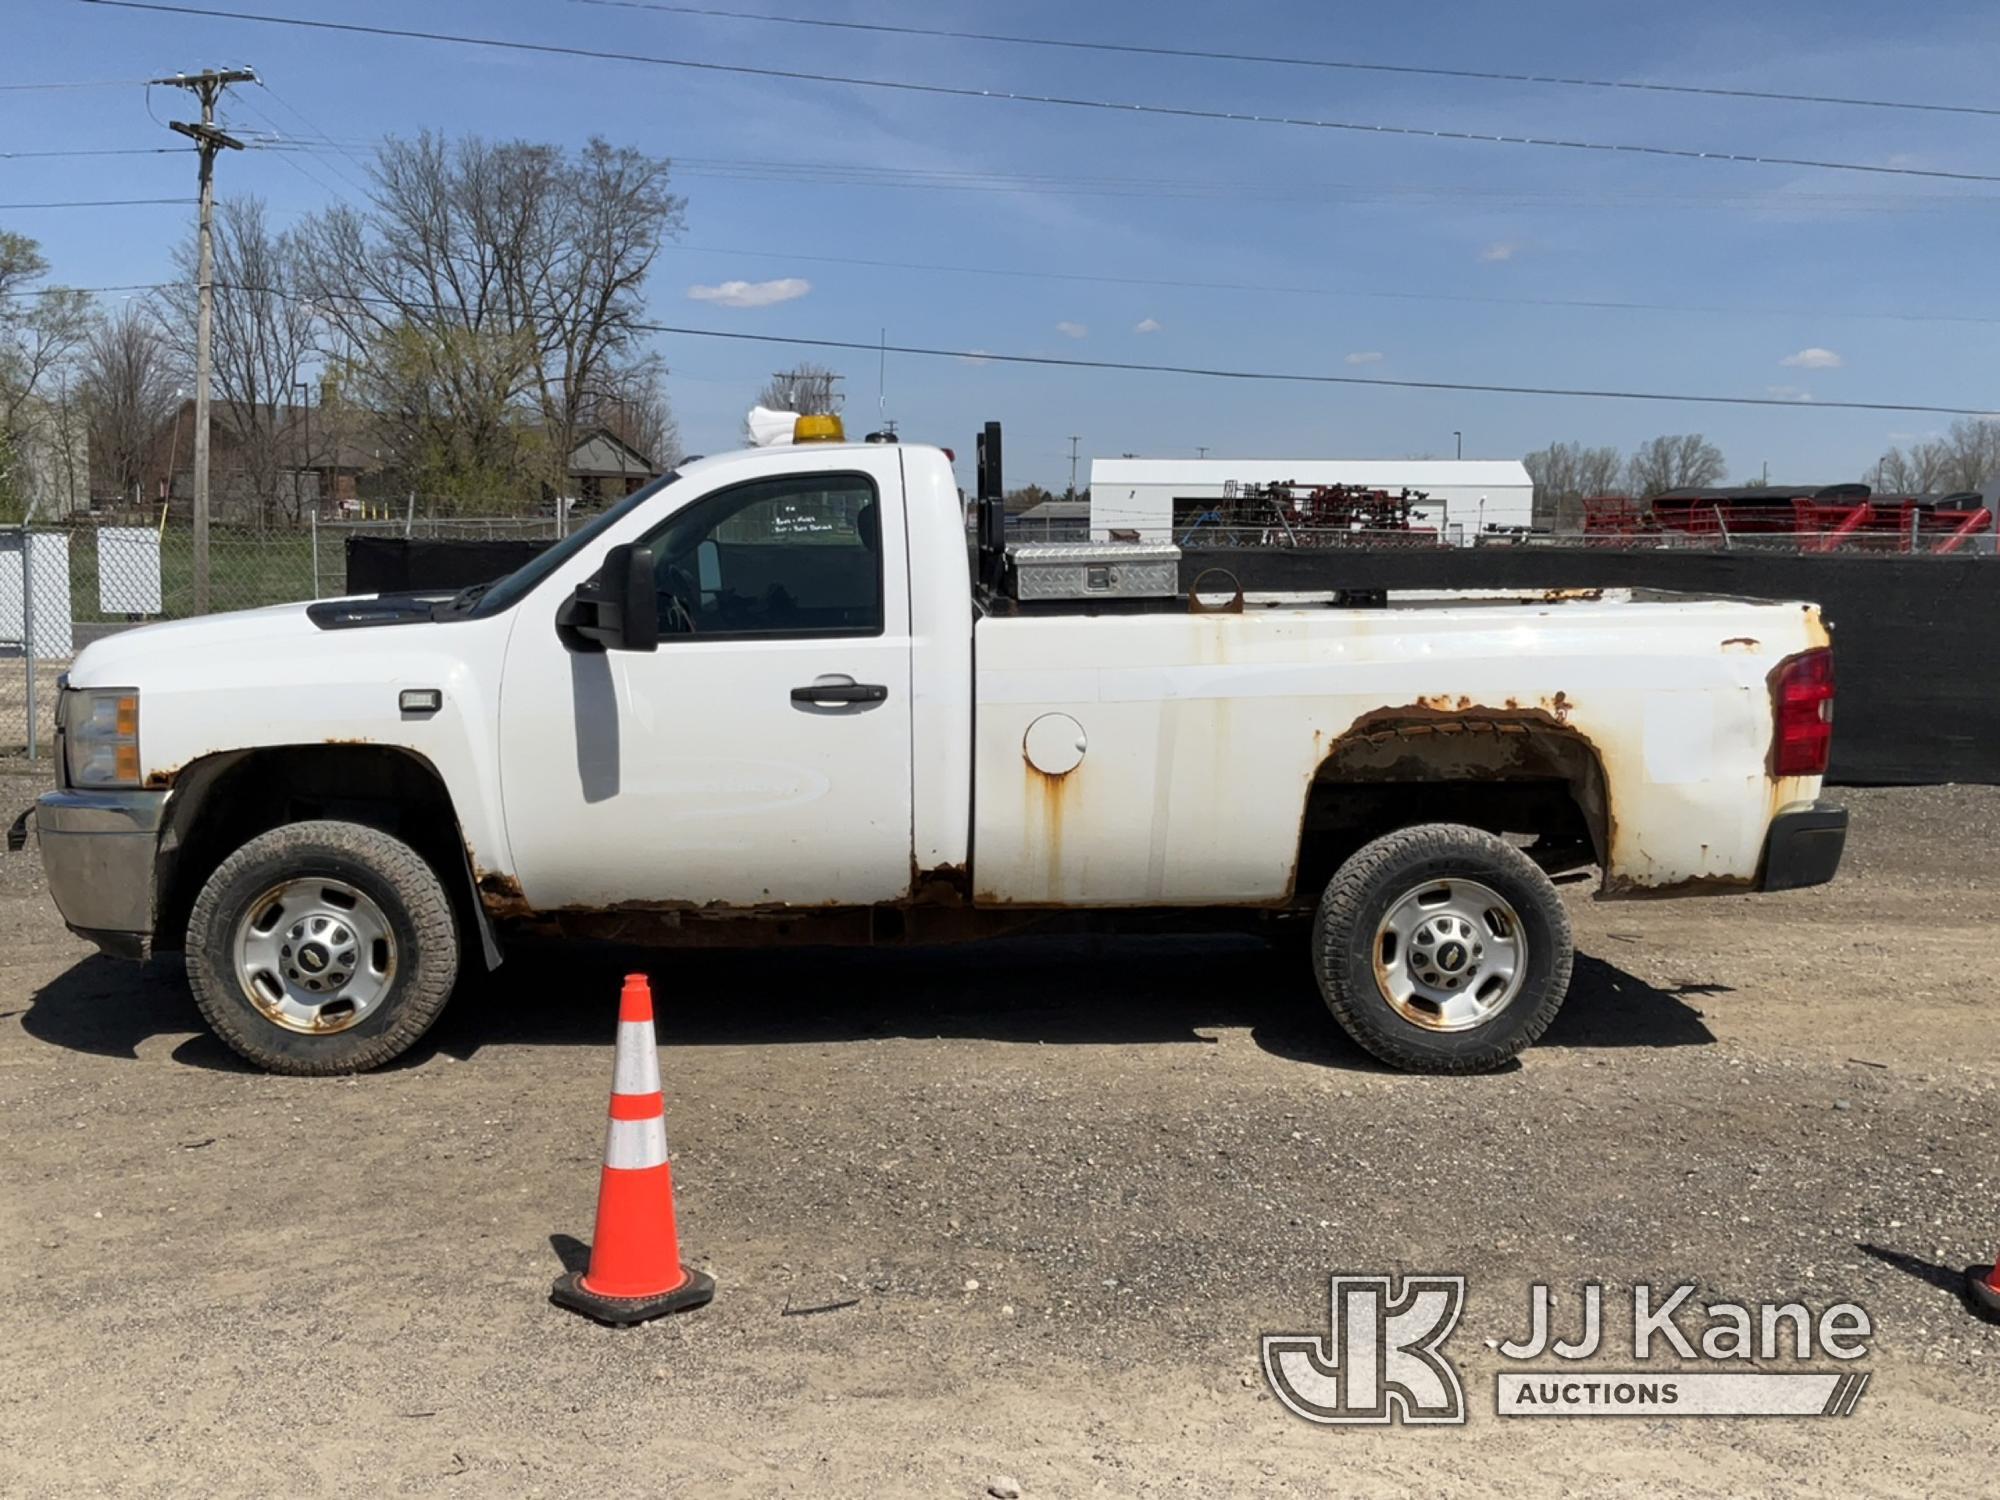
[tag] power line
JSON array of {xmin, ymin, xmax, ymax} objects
[
  {"xmin": 6, "ymin": 239, "xmax": 1974, "ymax": 333},
  {"xmin": 663, "ymin": 155, "xmax": 1999, "ymax": 214},
  {"xmin": 3, "ymin": 268, "xmax": 1976, "ymax": 412},
  {"xmin": 214, "ymin": 138, "xmax": 2000, "ymax": 323},
  {"xmin": 41, "ymin": 134, "xmax": 1965, "ymax": 326},
  {"xmin": 202, "ymin": 279, "xmax": 1997, "ymax": 417},
  {"xmin": 574, "ymin": 0, "xmax": 2000, "ymax": 122},
  {"xmin": 250, "ymin": 78, "xmax": 378, "ymax": 191},
  {"xmin": 44, "ymin": 134, "xmax": 2000, "ymax": 217},
  {"xmin": 663, "ymin": 242, "xmax": 2000, "ymax": 328},
  {"xmin": 226, "ymin": 88, "xmax": 373, "ymax": 200},
  {"xmin": 627, "ymin": 325, "xmax": 1998, "ymax": 418},
  {"xmin": 0, "ymin": 197, "xmax": 194, "ymax": 208},
  {"xmin": 0, "ymin": 282, "xmax": 180, "ymax": 298},
  {"xmin": 0, "ymin": 147, "xmax": 187, "ymax": 159},
  {"xmin": 263, "ymin": 139, "xmax": 2000, "ymax": 214},
  {"xmin": 0, "ymin": 77, "xmax": 154, "ymax": 91},
  {"xmin": 26, "ymin": 262, "xmax": 1975, "ymax": 415},
  {"xmin": 74, "ymin": 2, "xmax": 2000, "ymax": 185}
]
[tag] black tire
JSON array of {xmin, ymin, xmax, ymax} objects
[
  {"xmin": 186, "ymin": 820, "xmax": 459, "ymax": 1075},
  {"xmin": 1310, "ymin": 823, "xmax": 1573, "ymax": 1073}
]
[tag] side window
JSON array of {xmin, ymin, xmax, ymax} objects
[{"xmin": 643, "ymin": 473, "xmax": 883, "ymax": 640}]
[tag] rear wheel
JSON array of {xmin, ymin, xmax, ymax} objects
[
  {"xmin": 1311, "ymin": 823, "xmax": 1572, "ymax": 1073},
  {"xmin": 186, "ymin": 819, "xmax": 459, "ymax": 1075}
]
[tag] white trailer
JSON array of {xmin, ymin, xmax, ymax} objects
[{"xmin": 1088, "ymin": 457, "xmax": 1535, "ymax": 543}]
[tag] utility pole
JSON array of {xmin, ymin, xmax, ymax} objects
[
  {"xmin": 1454, "ymin": 430, "xmax": 1463, "ymax": 460},
  {"xmin": 1196, "ymin": 446, "xmax": 1209, "ymax": 459},
  {"xmin": 293, "ymin": 380, "xmax": 311, "ymax": 521},
  {"xmin": 155, "ymin": 67, "xmax": 254, "ymax": 614},
  {"xmin": 1067, "ymin": 435, "xmax": 1081, "ymax": 499}
]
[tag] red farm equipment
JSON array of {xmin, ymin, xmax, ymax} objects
[
  {"xmin": 1581, "ymin": 484, "xmax": 1994, "ymax": 554},
  {"xmin": 1174, "ymin": 480, "xmax": 1441, "ymax": 547}
]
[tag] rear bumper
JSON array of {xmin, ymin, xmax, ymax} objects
[
  {"xmin": 1758, "ymin": 800, "xmax": 1848, "ymax": 893},
  {"xmin": 34, "ymin": 788, "xmax": 167, "ymax": 955}
]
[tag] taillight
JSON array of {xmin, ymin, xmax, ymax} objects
[{"xmin": 1773, "ymin": 648, "xmax": 1834, "ymax": 776}]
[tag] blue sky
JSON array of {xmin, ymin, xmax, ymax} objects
[{"xmin": 9, "ymin": 0, "xmax": 1999, "ymax": 489}]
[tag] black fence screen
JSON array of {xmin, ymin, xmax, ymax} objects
[{"xmin": 1187, "ymin": 547, "xmax": 2000, "ymax": 786}]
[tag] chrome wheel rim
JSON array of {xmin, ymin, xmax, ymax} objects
[
  {"xmin": 1371, "ymin": 877, "xmax": 1527, "ymax": 1032},
  {"xmin": 232, "ymin": 878, "xmax": 397, "ymax": 1034}
]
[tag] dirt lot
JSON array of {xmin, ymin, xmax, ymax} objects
[{"xmin": 1, "ymin": 771, "xmax": 1995, "ymax": 1497}]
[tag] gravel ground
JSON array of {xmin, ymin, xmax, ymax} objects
[{"xmin": 0, "ymin": 772, "xmax": 1995, "ymax": 1497}]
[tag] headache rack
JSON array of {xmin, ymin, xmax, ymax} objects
[{"xmin": 973, "ymin": 420, "xmax": 1186, "ymax": 612}]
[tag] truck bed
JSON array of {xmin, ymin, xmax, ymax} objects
[{"xmin": 970, "ymin": 592, "xmax": 1829, "ymax": 906}]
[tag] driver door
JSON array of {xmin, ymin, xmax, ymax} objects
[{"xmin": 495, "ymin": 450, "xmax": 914, "ymax": 910}]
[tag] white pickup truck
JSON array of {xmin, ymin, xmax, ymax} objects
[{"xmin": 17, "ymin": 419, "xmax": 1846, "ymax": 1076}]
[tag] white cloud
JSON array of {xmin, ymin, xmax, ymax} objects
[
  {"xmin": 1133, "ymin": 317, "xmax": 1162, "ymax": 334},
  {"xmin": 1765, "ymin": 385, "xmax": 1816, "ymax": 403},
  {"xmin": 959, "ymin": 349, "xmax": 994, "ymax": 367},
  {"xmin": 1478, "ymin": 241, "xmax": 1519, "ymax": 263},
  {"xmin": 686, "ymin": 277, "xmax": 811, "ymax": 309},
  {"xmin": 1780, "ymin": 347, "xmax": 1843, "ymax": 369},
  {"xmin": 1344, "ymin": 351, "xmax": 1385, "ymax": 365},
  {"xmin": 1055, "ymin": 320, "xmax": 1088, "ymax": 339}
]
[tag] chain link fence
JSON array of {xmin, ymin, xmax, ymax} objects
[{"xmin": 2, "ymin": 514, "xmax": 558, "ymax": 762}]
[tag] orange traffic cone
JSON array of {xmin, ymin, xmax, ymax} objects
[
  {"xmin": 551, "ymin": 974, "xmax": 714, "ymax": 1326},
  {"xmin": 1971, "ymin": 1251, "xmax": 2000, "ymax": 1322}
]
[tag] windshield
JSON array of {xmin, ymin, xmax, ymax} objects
[{"xmin": 465, "ymin": 471, "xmax": 682, "ymax": 618}]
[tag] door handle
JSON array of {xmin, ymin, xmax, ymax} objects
[{"xmin": 790, "ymin": 679, "xmax": 888, "ymax": 705}]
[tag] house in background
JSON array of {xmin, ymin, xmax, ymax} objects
[
  {"xmin": 120, "ymin": 404, "xmax": 662, "ymax": 519},
  {"xmin": 122, "ymin": 400, "xmax": 382, "ymax": 520},
  {"xmin": 565, "ymin": 427, "xmax": 657, "ymax": 503}
]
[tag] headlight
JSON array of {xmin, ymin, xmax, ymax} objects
[{"xmin": 64, "ymin": 688, "xmax": 142, "ymax": 788}]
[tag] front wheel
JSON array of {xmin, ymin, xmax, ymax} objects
[
  {"xmin": 1311, "ymin": 824, "xmax": 1573, "ymax": 1073},
  {"xmin": 186, "ymin": 820, "xmax": 460, "ymax": 1075}
]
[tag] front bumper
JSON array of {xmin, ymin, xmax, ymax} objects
[
  {"xmin": 1758, "ymin": 799, "xmax": 1848, "ymax": 892},
  {"xmin": 34, "ymin": 788, "xmax": 168, "ymax": 957}
]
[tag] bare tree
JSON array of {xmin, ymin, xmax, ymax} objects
[
  {"xmin": 1872, "ymin": 441, "xmax": 1951, "ymax": 495},
  {"xmin": 1872, "ymin": 420, "xmax": 2000, "ymax": 495},
  {"xmin": 1523, "ymin": 440, "xmax": 1624, "ymax": 529},
  {"xmin": 1625, "ymin": 433, "xmax": 1725, "ymax": 498},
  {"xmin": 577, "ymin": 359, "xmax": 679, "ymax": 474},
  {"xmin": 0, "ymin": 230, "xmax": 94, "ymax": 519},
  {"xmin": 755, "ymin": 362, "xmax": 844, "ymax": 416},
  {"xmin": 298, "ymin": 132, "xmax": 684, "ymax": 509},
  {"xmin": 80, "ymin": 303, "xmax": 179, "ymax": 505},
  {"xmin": 1937, "ymin": 417, "xmax": 2000, "ymax": 492},
  {"xmin": 159, "ymin": 198, "xmax": 321, "ymax": 521}
]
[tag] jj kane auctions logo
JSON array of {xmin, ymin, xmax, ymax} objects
[{"xmin": 1262, "ymin": 1276, "xmax": 1873, "ymax": 1424}]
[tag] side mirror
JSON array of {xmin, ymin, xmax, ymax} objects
[{"xmin": 557, "ymin": 542, "xmax": 660, "ymax": 653}]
